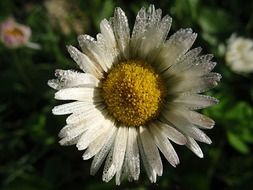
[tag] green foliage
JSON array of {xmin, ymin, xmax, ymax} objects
[{"xmin": 1, "ymin": 0, "xmax": 253, "ymax": 190}]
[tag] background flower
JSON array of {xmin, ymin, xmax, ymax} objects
[
  {"xmin": 226, "ymin": 35, "xmax": 253, "ymax": 73},
  {"xmin": 0, "ymin": 18, "xmax": 31, "ymax": 48},
  {"xmin": 45, "ymin": 0, "xmax": 89, "ymax": 35}
]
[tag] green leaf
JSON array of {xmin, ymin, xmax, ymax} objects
[
  {"xmin": 227, "ymin": 131, "xmax": 250, "ymax": 154},
  {"xmin": 198, "ymin": 7, "xmax": 235, "ymax": 34}
]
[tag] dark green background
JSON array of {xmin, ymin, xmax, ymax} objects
[{"xmin": 1, "ymin": 0, "xmax": 253, "ymax": 189}]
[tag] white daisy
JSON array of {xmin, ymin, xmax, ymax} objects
[
  {"xmin": 48, "ymin": 5, "xmax": 221, "ymax": 185},
  {"xmin": 226, "ymin": 35, "xmax": 253, "ymax": 73}
]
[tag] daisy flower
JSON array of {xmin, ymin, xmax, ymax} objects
[
  {"xmin": 226, "ymin": 34, "xmax": 253, "ymax": 73},
  {"xmin": 0, "ymin": 18, "xmax": 40, "ymax": 49},
  {"xmin": 48, "ymin": 5, "xmax": 221, "ymax": 185}
]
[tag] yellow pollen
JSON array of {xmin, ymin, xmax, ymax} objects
[
  {"xmin": 5, "ymin": 27, "xmax": 24, "ymax": 38},
  {"xmin": 101, "ymin": 60, "xmax": 166, "ymax": 127}
]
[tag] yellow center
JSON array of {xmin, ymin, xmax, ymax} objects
[
  {"xmin": 6, "ymin": 28, "xmax": 24, "ymax": 38},
  {"xmin": 102, "ymin": 60, "xmax": 166, "ymax": 127}
]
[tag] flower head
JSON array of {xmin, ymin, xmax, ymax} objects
[
  {"xmin": 0, "ymin": 18, "xmax": 31, "ymax": 48},
  {"xmin": 45, "ymin": 0, "xmax": 87, "ymax": 35},
  {"xmin": 48, "ymin": 5, "xmax": 221, "ymax": 185},
  {"xmin": 0, "ymin": 18, "xmax": 40, "ymax": 49},
  {"xmin": 226, "ymin": 35, "xmax": 253, "ymax": 73}
]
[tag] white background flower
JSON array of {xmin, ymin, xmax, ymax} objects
[
  {"xmin": 226, "ymin": 35, "xmax": 253, "ymax": 73},
  {"xmin": 49, "ymin": 5, "xmax": 220, "ymax": 185}
]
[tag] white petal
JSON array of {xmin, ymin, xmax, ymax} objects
[
  {"xmin": 139, "ymin": 126, "xmax": 163, "ymax": 176},
  {"xmin": 186, "ymin": 137, "xmax": 204, "ymax": 158},
  {"xmin": 96, "ymin": 33, "xmax": 115, "ymax": 68},
  {"xmin": 78, "ymin": 34, "xmax": 110, "ymax": 72},
  {"xmin": 130, "ymin": 5, "xmax": 172, "ymax": 61},
  {"xmin": 59, "ymin": 124, "xmax": 89, "ymax": 145},
  {"xmin": 66, "ymin": 105, "xmax": 104, "ymax": 124},
  {"xmin": 100, "ymin": 19, "xmax": 119, "ymax": 62},
  {"xmin": 60, "ymin": 122, "xmax": 90, "ymax": 139},
  {"xmin": 138, "ymin": 133, "xmax": 156, "ymax": 183},
  {"xmin": 162, "ymin": 108, "xmax": 212, "ymax": 144},
  {"xmin": 59, "ymin": 111, "xmax": 106, "ymax": 145},
  {"xmin": 126, "ymin": 127, "xmax": 140, "ymax": 180},
  {"xmin": 149, "ymin": 123, "xmax": 179, "ymax": 167},
  {"xmin": 155, "ymin": 121, "xmax": 187, "ymax": 145},
  {"xmin": 100, "ymin": 19, "xmax": 117, "ymax": 49},
  {"xmin": 187, "ymin": 58, "xmax": 216, "ymax": 76},
  {"xmin": 113, "ymin": 127, "xmax": 128, "ymax": 184},
  {"xmin": 168, "ymin": 54, "xmax": 216, "ymax": 77},
  {"xmin": 48, "ymin": 69, "xmax": 99, "ymax": 90},
  {"xmin": 173, "ymin": 94, "xmax": 219, "ymax": 110},
  {"xmin": 76, "ymin": 117, "xmax": 109, "ymax": 150},
  {"xmin": 112, "ymin": 7, "xmax": 130, "ymax": 58},
  {"xmin": 54, "ymin": 87, "xmax": 100, "ymax": 101},
  {"xmin": 58, "ymin": 124, "xmax": 72, "ymax": 138},
  {"xmin": 102, "ymin": 145, "xmax": 116, "ymax": 182},
  {"xmin": 131, "ymin": 7, "xmax": 147, "ymax": 41},
  {"xmin": 167, "ymin": 47, "xmax": 202, "ymax": 74},
  {"xmin": 59, "ymin": 135, "xmax": 81, "ymax": 146},
  {"xmin": 82, "ymin": 123, "xmax": 113, "ymax": 160},
  {"xmin": 52, "ymin": 101, "xmax": 101, "ymax": 115},
  {"xmin": 186, "ymin": 111, "xmax": 215, "ymax": 129},
  {"xmin": 90, "ymin": 125, "xmax": 118, "ymax": 175},
  {"xmin": 158, "ymin": 28, "xmax": 197, "ymax": 72},
  {"xmin": 167, "ymin": 72, "xmax": 221, "ymax": 94},
  {"xmin": 115, "ymin": 156, "xmax": 129, "ymax": 185},
  {"xmin": 66, "ymin": 45, "xmax": 103, "ymax": 79}
]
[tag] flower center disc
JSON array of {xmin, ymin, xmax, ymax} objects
[{"xmin": 102, "ymin": 60, "xmax": 166, "ymax": 127}]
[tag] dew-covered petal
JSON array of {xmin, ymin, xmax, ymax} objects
[
  {"xmin": 82, "ymin": 124, "xmax": 113, "ymax": 160},
  {"xmin": 59, "ymin": 110, "xmax": 106, "ymax": 145},
  {"xmin": 131, "ymin": 7, "xmax": 147, "ymax": 41},
  {"xmin": 155, "ymin": 121, "xmax": 187, "ymax": 145},
  {"xmin": 158, "ymin": 28, "xmax": 197, "ymax": 72},
  {"xmin": 173, "ymin": 94, "xmax": 219, "ymax": 110},
  {"xmin": 167, "ymin": 72, "xmax": 221, "ymax": 94},
  {"xmin": 76, "ymin": 117, "xmax": 110, "ymax": 150},
  {"xmin": 66, "ymin": 105, "xmax": 105, "ymax": 125},
  {"xmin": 58, "ymin": 124, "xmax": 73, "ymax": 138},
  {"xmin": 130, "ymin": 5, "xmax": 172, "ymax": 61},
  {"xmin": 58, "ymin": 134, "xmax": 81, "ymax": 146},
  {"xmin": 115, "ymin": 156, "xmax": 129, "ymax": 185},
  {"xmin": 58, "ymin": 123, "xmax": 86, "ymax": 145},
  {"xmin": 139, "ymin": 126, "xmax": 163, "ymax": 176},
  {"xmin": 113, "ymin": 127, "xmax": 128, "ymax": 184},
  {"xmin": 149, "ymin": 123, "xmax": 179, "ymax": 167},
  {"xmin": 162, "ymin": 108, "xmax": 212, "ymax": 144},
  {"xmin": 112, "ymin": 7, "xmax": 130, "ymax": 58},
  {"xmin": 78, "ymin": 34, "xmax": 111, "ymax": 72},
  {"xmin": 90, "ymin": 125, "xmax": 118, "ymax": 175},
  {"xmin": 100, "ymin": 19, "xmax": 119, "ymax": 63},
  {"xmin": 185, "ymin": 111, "xmax": 215, "ymax": 129},
  {"xmin": 54, "ymin": 87, "xmax": 100, "ymax": 101},
  {"xmin": 167, "ymin": 47, "xmax": 202, "ymax": 74},
  {"xmin": 126, "ymin": 127, "xmax": 140, "ymax": 180},
  {"xmin": 102, "ymin": 145, "xmax": 116, "ymax": 182},
  {"xmin": 52, "ymin": 101, "xmax": 102, "ymax": 115},
  {"xmin": 138, "ymin": 133, "xmax": 157, "ymax": 183},
  {"xmin": 48, "ymin": 69, "xmax": 99, "ymax": 90},
  {"xmin": 186, "ymin": 137, "xmax": 204, "ymax": 158},
  {"xmin": 187, "ymin": 59, "xmax": 216, "ymax": 76},
  {"xmin": 66, "ymin": 45, "xmax": 103, "ymax": 79},
  {"xmin": 100, "ymin": 19, "xmax": 117, "ymax": 49}
]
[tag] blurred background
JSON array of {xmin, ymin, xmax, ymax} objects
[{"xmin": 1, "ymin": 0, "xmax": 253, "ymax": 189}]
